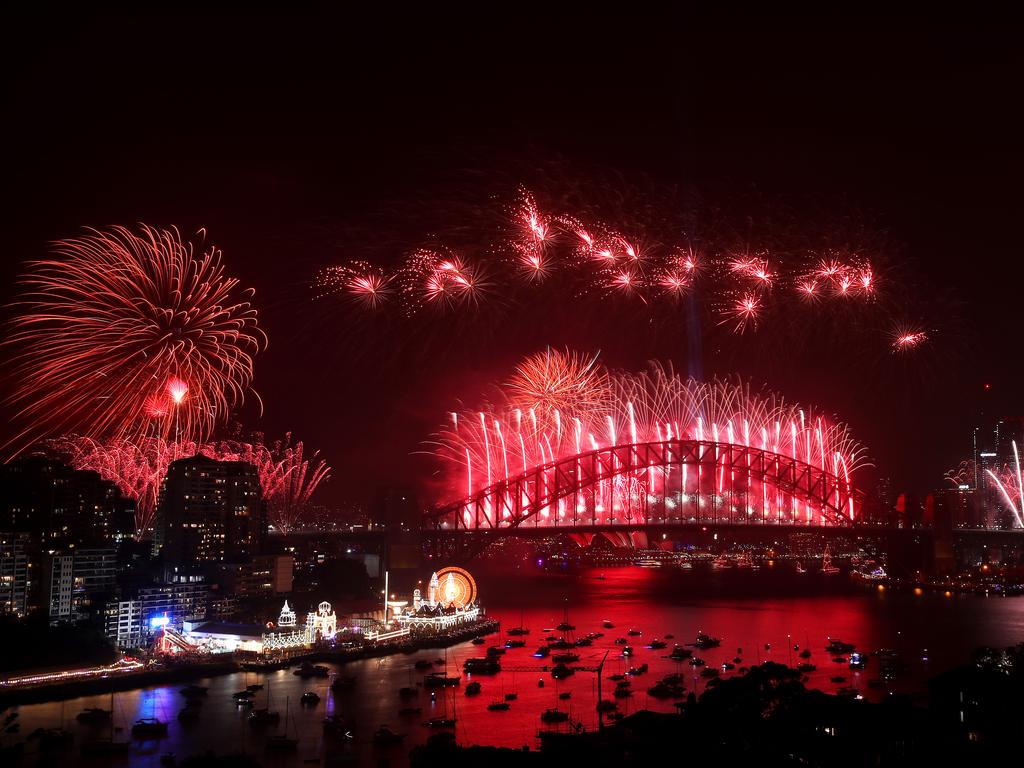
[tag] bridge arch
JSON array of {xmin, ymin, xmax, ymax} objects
[{"xmin": 428, "ymin": 439, "xmax": 863, "ymax": 532}]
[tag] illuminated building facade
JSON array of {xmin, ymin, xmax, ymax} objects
[
  {"xmin": 104, "ymin": 579, "xmax": 209, "ymax": 649},
  {"xmin": 0, "ymin": 532, "xmax": 30, "ymax": 616},
  {"xmin": 43, "ymin": 546, "xmax": 116, "ymax": 625}
]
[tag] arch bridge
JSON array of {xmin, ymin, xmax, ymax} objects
[{"xmin": 425, "ymin": 439, "xmax": 879, "ymax": 536}]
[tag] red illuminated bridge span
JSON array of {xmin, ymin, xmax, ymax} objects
[{"xmin": 428, "ymin": 439, "xmax": 872, "ymax": 533}]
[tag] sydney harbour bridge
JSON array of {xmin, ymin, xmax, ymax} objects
[{"xmin": 420, "ymin": 437, "xmax": 905, "ymax": 560}]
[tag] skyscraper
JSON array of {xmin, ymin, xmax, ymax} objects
[{"xmin": 154, "ymin": 455, "xmax": 266, "ymax": 566}]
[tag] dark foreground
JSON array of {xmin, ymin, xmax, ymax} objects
[{"xmin": 406, "ymin": 658, "xmax": 1020, "ymax": 767}]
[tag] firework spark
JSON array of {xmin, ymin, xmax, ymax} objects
[
  {"xmin": 6, "ymin": 225, "xmax": 265, "ymax": 452},
  {"xmin": 50, "ymin": 433, "xmax": 330, "ymax": 537}
]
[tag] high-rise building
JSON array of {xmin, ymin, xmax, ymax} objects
[
  {"xmin": 0, "ymin": 532, "xmax": 31, "ymax": 616},
  {"xmin": 153, "ymin": 455, "xmax": 266, "ymax": 566},
  {"xmin": 0, "ymin": 456, "xmax": 134, "ymax": 546},
  {"xmin": 43, "ymin": 547, "xmax": 117, "ymax": 625}
]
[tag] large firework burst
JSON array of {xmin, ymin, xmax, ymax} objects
[
  {"xmin": 6, "ymin": 225, "xmax": 266, "ymax": 452},
  {"xmin": 504, "ymin": 348, "xmax": 611, "ymax": 421}
]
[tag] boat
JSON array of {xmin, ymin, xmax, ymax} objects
[
  {"xmin": 796, "ymin": 561, "xmax": 807, "ymax": 574},
  {"xmin": 852, "ymin": 565, "xmax": 888, "ymax": 583},
  {"xmin": 331, "ymin": 675, "xmax": 357, "ymax": 692},
  {"xmin": 821, "ymin": 546, "xmax": 840, "ymax": 575},
  {"xmin": 131, "ymin": 718, "xmax": 169, "ymax": 738},
  {"xmin": 797, "ymin": 663, "xmax": 817, "ymax": 673},
  {"xmin": 414, "ymin": 660, "xmax": 433, "ymax": 670},
  {"xmin": 233, "ymin": 690, "xmax": 255, "ymax": 699},
  {"xmin": 799, "ymin": 648, "xmax": 812, "ymax": 659},
  {"xmin": 669, "ymin": 645, "xmax": 692, "ymax": 660},
  {"xmin": 236, "ymin": 697, "xmax": 255, "ymax": 707},
  {"xmin": 486, "ymin": 646, "xmax": 507, "ymax": 656},
  {"xmin": 573, "ymin": 637, "xmax": 592, "ymax": 647},
  {"xmin": 736, "ymin": 551, "xmax": 755, "ymax": 569},
  {"xmin": 552, "ymin": 652, "xmax": 580, "ymax": 664},
  {"xmin": 664, "ymin": 633, "xmax": 675, "ymax": 639},
  {"xmin": 266, "ymin": 697, "xmax": 298, "ymax": 751},
  {"xmin": 471, "ymin": 637, "xmax": 486, "ymax": 645},
  {"xmin": 540, "ymin": 708, "xmax": 569, "ymax": 724},
  {"xmin": 76, "ymin": 708, "xmax": 112, "ymax": 724},
  {"xmin": 301, "ymin": 692, "xmax": 321, "ymax": 705},
  {"xmin": 830, "ymin": 676, "xmax": 846, "ymax": 683},
  {"xmin": 627, "ymin": 664, "xmax": 649, "ymax": 675},
  {"xmin": 424, "ymin": 671, "xmax": 461, "ymax": 688},
  {"xmin": 613, "ymin": 687, "xmax": 633, "ymax": 698},
  {"xmin": 825, "ymin": 639, "xmax": 856, "ymax": 654},
  {"xmin": 504, "ymin": 639, "xmax": 526, "ymax": 648},
  {"xmin": 504, "ymin": 692, "xmax": 518, "ymax": 701},
  {"xmin": 721, "ymin": 662, "xmax": 735, "ymax": 671},
  {"xmin": 607, "ymin": 673, "xmax": 625, "ymax": 681},
  {"xmin": 507, "ymin": 610, "xmax": 530, "ymax": 635},
  {"xmin": 688, "ymin": 657, "xmax": 705, "ymax": 667},
  {"xmin": 425, "ymin": 718, "xmax": 456, "ymax": 729},
  {"xmin": 693, "ymin": 632, "xmax": 722, "ymax": 649},
  {"xmin": 533, "ymin": 646, "xmax": 551, "ymax": 658},
  {"xmin": 596, "ymin": 699, "xmax": 617, "ymax": 712},
  {"xmin": 487, "ymin": 701, "xmax": 510, "ymax": 711},
  {"xmin": 627, "ymin": 629, "xmax": 642, "ymax": 636},
  {"xmin": 465, "ymin": 681, "xmax": 482, "ymax": 696},
  {"xmin": 464, "ymin": 657, "xmax": 501, "ymax": 674},
  {"xmin": 836, "ymin": 686, "xmax": 860, "ymax": 698},
  {"xmin": 647, "ymin": 638, "xmax": 667, "ymax": 650},
  {"xmin": 372, "ymin": 726, "xmax": 405, "ymax": 745},
  {"xmin": 648, "ymin": 682, "xmax": 674, "ymax": 698},
  {"xmin": 556, "ymin": 603, "xmax": 575, "ymax": 632},
  {"xmin": 295, "ymin": 662, "xmax": 330, "ymax": 679},
  {"xmin": 679, "ymin": 561, "xmax": 693, "ymax": 570},
  {"xmin": 558, "ymin": 692, "xmax": 571, "ymax": 700},
  {"xmin": 180, "ymin": 685, "xmax": 208, "ymax": 697},
  {"xmin": 550, "ymin": 663, "xmax": 574, "ymax": 679},
  {"xmin": 246, "ymin": 684, "xmax": 263, "ymax": 692},
  {"xmin": 621, "ymin": 646, "xmax": 634, "ymax": 657},
  {"xmin": 700, "ymin": 667, "xmax": 719, "ymax": 678},
  {"xmin": 848, "ymin": 652, "xmax": 866, "ymax": 669},
  {"xmin": 399, "ymin": 706, "xmax": 422, "ymax": 716},
  {"xmin": 249, "ymin": 708, "xmax": 281, "ymax": 726},
  {"xmin": 602, "ymin": 620, "xmax": 615, "ymax": 629}
]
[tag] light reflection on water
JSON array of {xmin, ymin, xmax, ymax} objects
[{"xmin": 11, "ymin": 564, "xmax": 1024, "ymax": 767}]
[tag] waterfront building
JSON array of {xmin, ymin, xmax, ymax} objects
[
  {"xmin": 104, "ymin": 579, "xmax": 210, "ymax": 649},
  {"xmin": 43, "ymin": 546, "xmax": 117, "ymax": 625},
  {"xmin": 153, "ymin": 454, "xmax": 266, "ymax": 566},
  {"xmin": 0, "ymin": 532, "xmax": 30, "ymax": 616}
]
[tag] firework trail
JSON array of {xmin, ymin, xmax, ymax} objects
[
  {"xmin": 431, "ymin": 353, "xmax": 868, "ymax": 526},
  {"xmin": 50, "ymin": 433, "xmax": 329, "ymax": 537},
  {"xmin": 6, "ymin": 225, "xmax": 266, "ymax": 453},
  {"xmin": 986, "ymin": 441, "xmax": 1024, "ymax": 528},
  {"xmin": 314, "ymin": 188, "xmax": 930, "ymax": 355}
]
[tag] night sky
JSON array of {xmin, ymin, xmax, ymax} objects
[{"xmin": 3, "ymin": 13, "xmax": 1022, "ymax": 506}]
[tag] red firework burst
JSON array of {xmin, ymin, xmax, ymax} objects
[{"xmin": 6, "ymin": 225, "xmax": 266, "ymax": 451}]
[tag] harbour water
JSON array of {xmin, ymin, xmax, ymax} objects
[{"xmin": 9, "ymin": 563, "xmax": 1024, "ymax": 766}]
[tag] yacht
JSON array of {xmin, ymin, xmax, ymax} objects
[
  {"xmin": 540, "ymin": 708, "xmax": 569, "ymax": 724},
  {"xmin": 487, "ymin": 701, "xmax": 510, "ymax": 711},
  {"xmin": 693, "ymin": 632, "xmax": 722, "ymax": 649}
]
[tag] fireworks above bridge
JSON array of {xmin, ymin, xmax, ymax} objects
[{"xmin": 430, "ymin": 350, "xmax": 870, "ymax": 532}]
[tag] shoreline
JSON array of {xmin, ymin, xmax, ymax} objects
[{"xmin": 0, "ymin": 618, "xmax": 499, "ymax": 707}]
